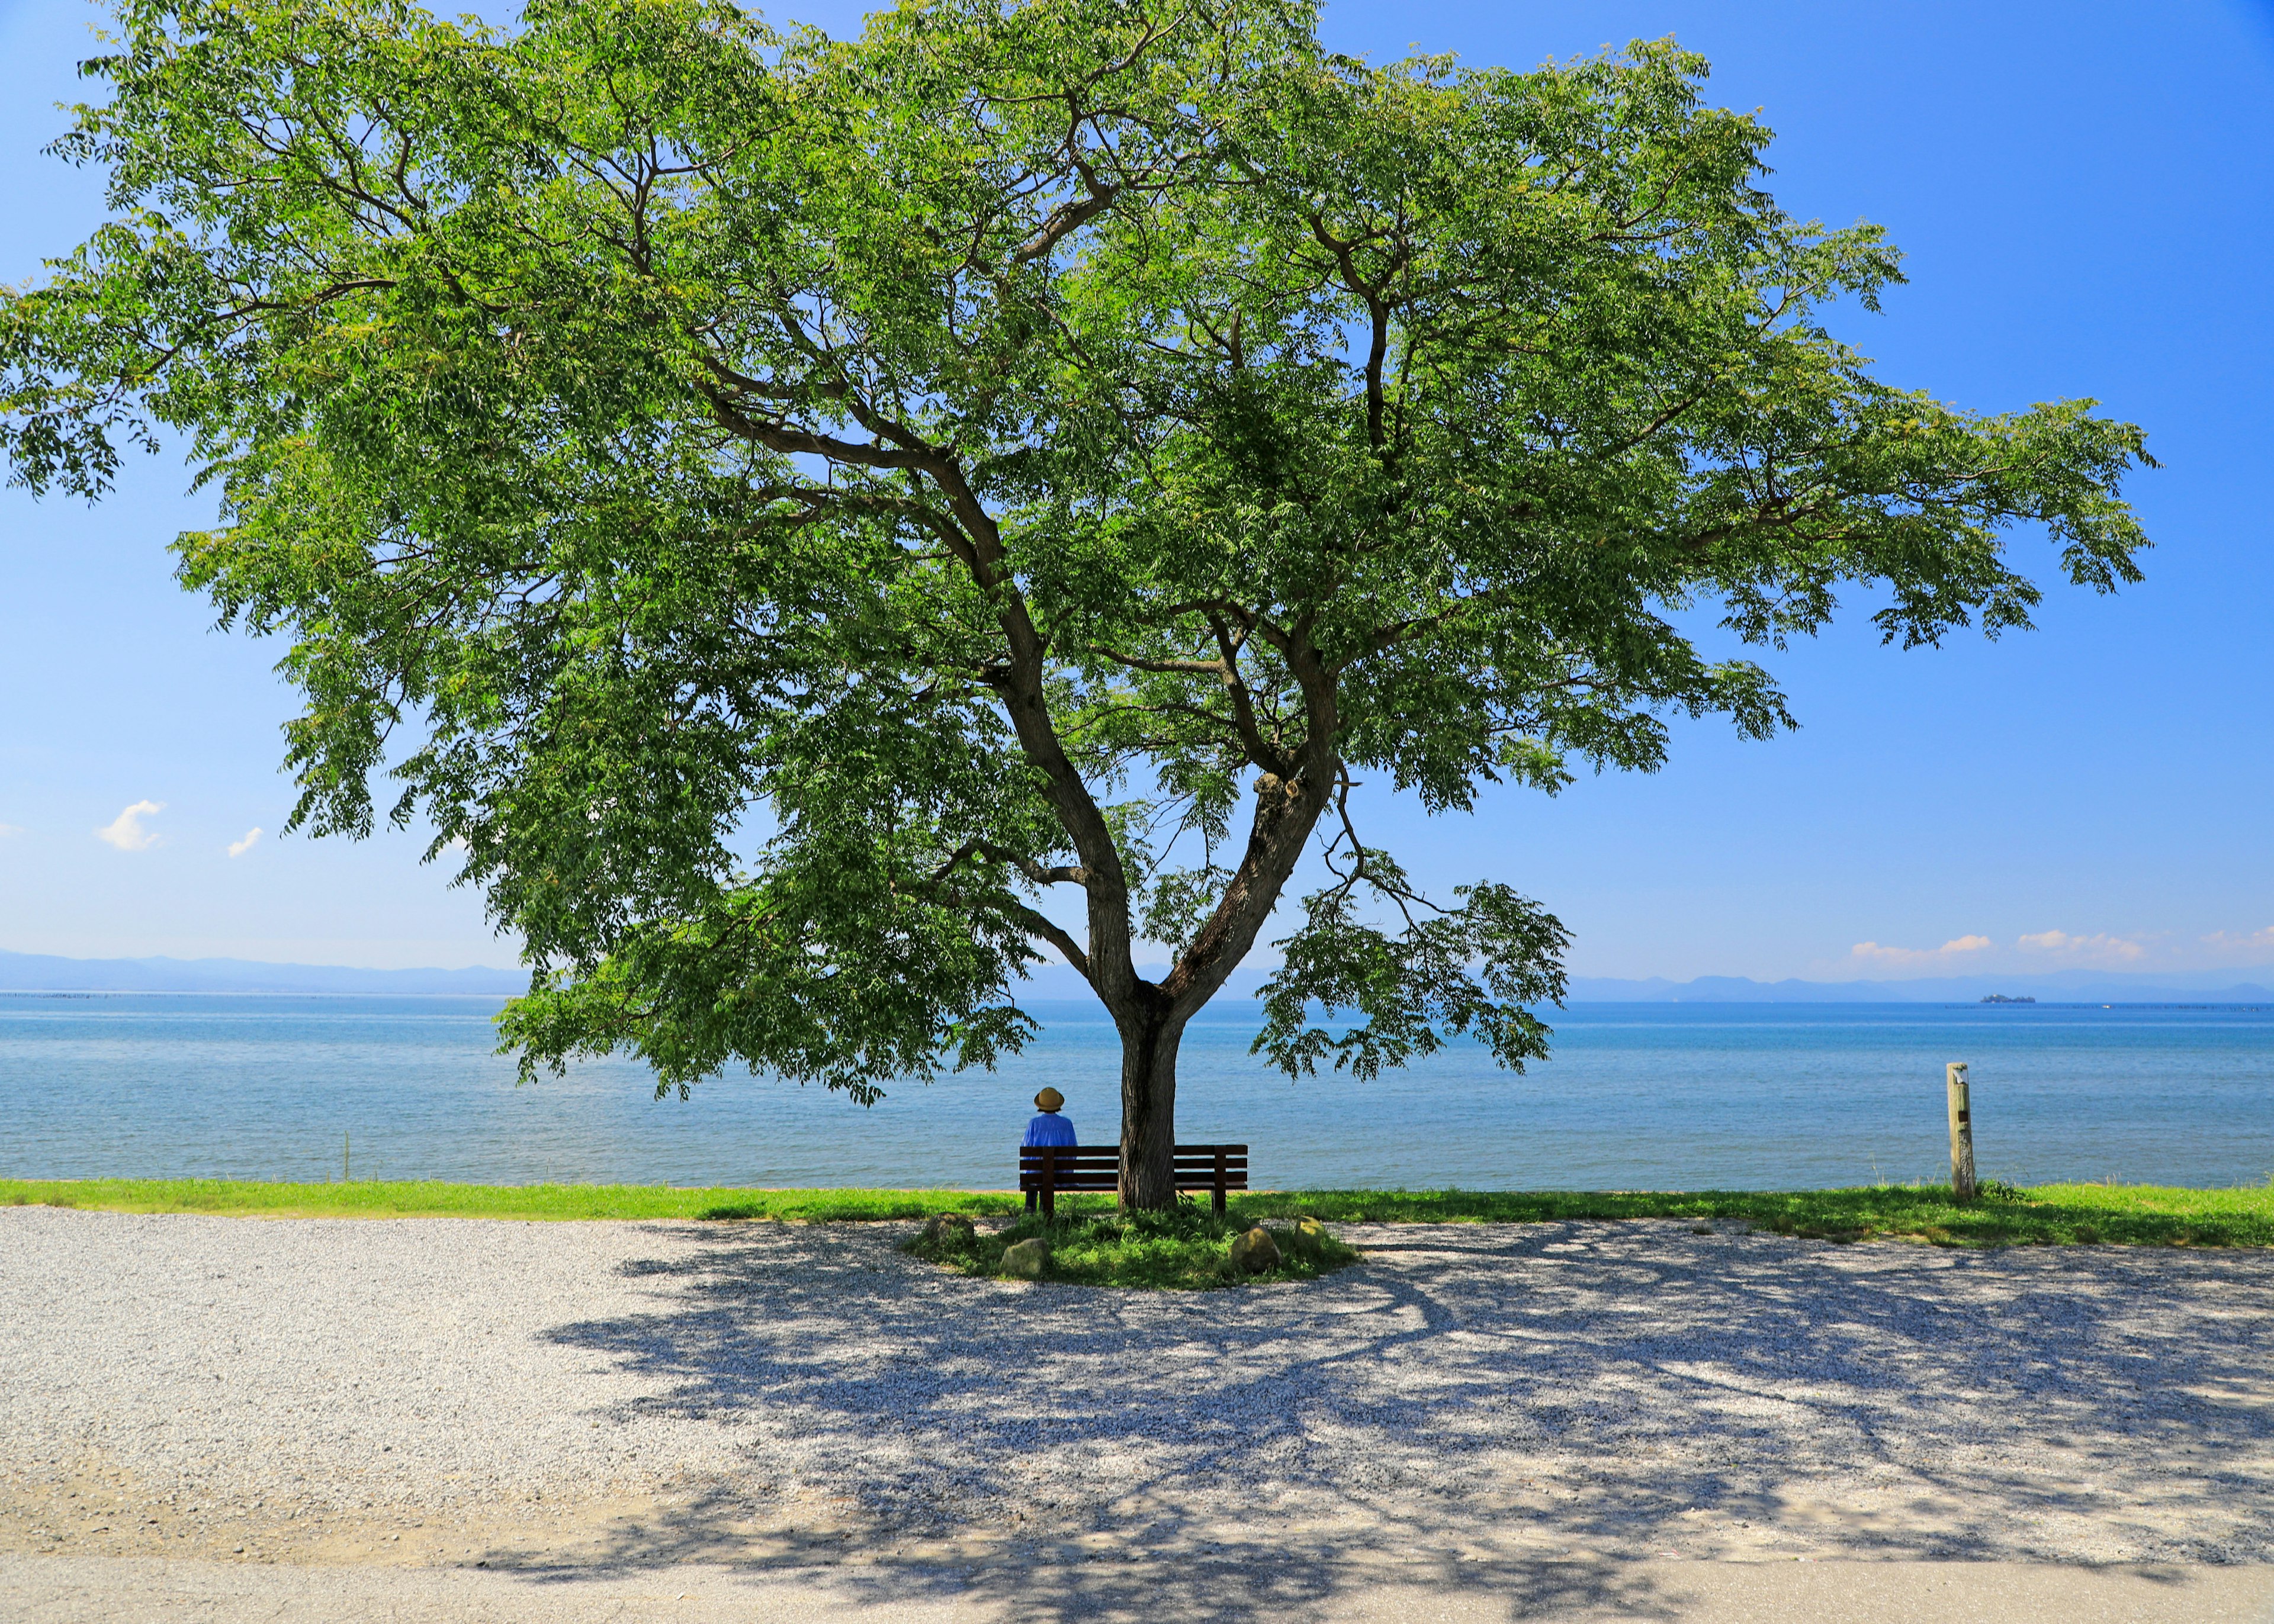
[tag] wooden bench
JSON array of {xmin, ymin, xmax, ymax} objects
[{"xmin": 1019, "ymin": 1144, "xmax": 1248, "ymax": 1217}]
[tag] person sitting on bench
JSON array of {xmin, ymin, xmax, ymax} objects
[{"xmin": 1022, "ymin": 1088, "xmax": 1077, "ymax": 1212}]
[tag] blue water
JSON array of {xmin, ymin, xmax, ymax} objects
[{"xmin": 1, "ymin": 994, "xmax": 2269, "ymax": 1190}]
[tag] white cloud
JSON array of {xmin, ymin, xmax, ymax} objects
[
  {"xmin": 227, "ymin": 827, "xmax": 264, "ymax": 858},
  {"xmin": 2016, "ymin": 928, "xmax": 2146, "ymax": 964},
  {"xmin": 2202, "ymin": 926, "xmax": 2274, "ymax": 961},
  {"xmin": 1849, "ymin": 934, "xmax": 1993, "ymax": 970},
  {"xmin": 95, "ymin": 800, "xmax": 166, "ymax": 851},
  {"xmin": 0, "ymin": 822, "xmax": 23, "ymax": 838}
]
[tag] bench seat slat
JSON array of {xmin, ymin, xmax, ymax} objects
[
  {"xmin": 1015, "ymin": 1174, "xmax": 1248, "ymax": 1186},
  {"xmin": 1017, "ymin": 1144, "xmax": 1249, "ymax": 1155},
  {"xmin": 1017, "ymin": 1164, "xmax": 1248, "ymax": 1175},
  {"xmin": 1016, "ymin": 1172, "xmax": 1249, "ymax": 1182},
  {"xmin": 1017, "ymin": 1182, "xmax": 1247, "ymax": 1194},
  {"xmin": 1017, "ymin": 1154, "xmax": 1246, "ymax": 1168},
  {"xmin": 1016, "ymin": 1178, "xmax": 1120, "ymax": 1191}
]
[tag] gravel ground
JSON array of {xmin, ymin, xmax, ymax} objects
[
  {"xmin": 10, "ymin": 1554, "xmax": 2274, "ymax": 1624},
  {"xmin": 2, "ymin": 1206, "xmax": 2270, "ymax": 1582}
]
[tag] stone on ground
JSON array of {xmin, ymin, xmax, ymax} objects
[
  {"xmin": 922, "ymin": 1214, "xmax": 977, "ymax": 1250},
  {"xmin": 1000, "ymin": 1238, "xmax": 1050, "ymax": 1279},
  {"xmin": 1229, "ymin": 1226, "xmax": 1281, "ymax": 1274}
]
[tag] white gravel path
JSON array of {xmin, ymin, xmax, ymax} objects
[
  {"xmin": 9, "ymin": 1553, "xmax": 2274, "ymax": 1624},
  {"xmin": 2, "ymin": 1207, "xmax": 2269, "ymax": 1575}
]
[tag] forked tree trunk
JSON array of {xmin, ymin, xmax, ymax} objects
[{"xmin": 1115, "ymin": 1004, "xmax": 1190, "ymax": 1209}]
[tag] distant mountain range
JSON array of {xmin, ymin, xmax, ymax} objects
[
  {"xmin": 1562, "ymin": 972, "xmax": 2274, "ymax": 1004},
  {"xmin": 1003, "ymin": 962, "xmax": 2274, "ymax": 1005},
  {"xmin": 4, "ymin": 949, "xmax": 2268, "ymax": 1004},
  {"xmin": 0, "ymin": 949, "xmax": 525, "ymax": 995}
]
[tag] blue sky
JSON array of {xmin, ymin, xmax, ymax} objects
[{"xmin": 1, "ymin": 0, "xmax": 2269, "ymax": 980}]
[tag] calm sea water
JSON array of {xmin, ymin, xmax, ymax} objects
[{"xmin": 1, "ymin": 994, "xmax": 2269, "ymax": 1191}]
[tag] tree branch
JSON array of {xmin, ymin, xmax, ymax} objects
[{"xmin": 1011, "ymin": 903, "xmax": 1092, "ymax": 983}]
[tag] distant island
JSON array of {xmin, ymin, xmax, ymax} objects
[
  {"xmin": 1980, "ymin": 993, "xmax": 2038, "ymax": 1005},
  {"xmin": 0, "ymin": 948, "xmax": 522, "ymax": 995},
  {"xmin": 1561, "ymin": 973, "xmax": 2274, "ymax": 1003}
]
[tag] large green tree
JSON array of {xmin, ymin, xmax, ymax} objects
[{"xmin": 3, "ymin": 0, "xmax": 2148, "ymax": 1204}]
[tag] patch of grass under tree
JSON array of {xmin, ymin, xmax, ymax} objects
[
  {"xmin": 903, "ymin": 1205, "xmax": 1361, "ymax": 1289},
  {"xmin": 3, "ymin": 1177, "xmax": 2268, "ymax": 1251}
]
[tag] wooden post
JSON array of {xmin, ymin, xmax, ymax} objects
[
  {"xmin": 1040, "ymin": 1146, "xmax": 1058, "ymax": 1220},
  {"xmin": 1946, "ymin": 1062, "xmax": 1977, "ymax": 1201},
  {"xmin": 1213, "ymin": 1147, "xmax": 1228, "ymax": 1215}
]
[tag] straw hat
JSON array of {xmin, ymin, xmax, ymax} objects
[{"xmin": 1034, "ymin": 1087, "xmax": 1065, "ymax": 1112}]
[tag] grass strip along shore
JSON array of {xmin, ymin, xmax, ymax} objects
[{"xmin": 7, "ymin": 1176, "xmax": 2269, "ymax": 1249}]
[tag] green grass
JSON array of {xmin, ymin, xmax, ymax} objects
[
  {"xmin": 4, "ymin": 1176, "xmax": 2269, "ymax": 1249},
  {"xmin": 904, "ymin": 1207, "xmax": 1363, "ymax": 1289},
  {"xmin": 0, "ymin": 1177, "xmax": 1026, "ymax": 1223},
  {"xmin": 1231, "ymin": 1181, "xmax": 2274, "ymax": 1248}
]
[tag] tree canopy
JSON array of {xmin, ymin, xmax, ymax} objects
[{"xmin": 1, "ymin": 0, "xmax": 2150, "ymax": 1203}]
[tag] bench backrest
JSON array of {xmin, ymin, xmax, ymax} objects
[
  {"xmin": 1017, "ymin": 1144, "xmax": 1248, "ymax": 1214},
  {"xmin": 1017, "ymin": 1144, "xmax": 1248, "ymax": 1185}
]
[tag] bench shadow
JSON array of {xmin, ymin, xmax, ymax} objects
[{"xmin": 514, "ymin": 1220, "xmax": 2274, "ymax": 1623}]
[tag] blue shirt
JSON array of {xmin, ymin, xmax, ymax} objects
[{"xmin": 1022, "ymin": 1111, "xmax": 1078, "ymax": 1147}]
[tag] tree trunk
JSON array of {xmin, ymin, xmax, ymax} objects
[{"xmin": 1116, "ymin": 1004, "xmax": 1190, "ymax": 1209}]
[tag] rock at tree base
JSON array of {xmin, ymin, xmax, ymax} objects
[
  {"xmin": 1229, "ymin": 1227, "xmax": 1281, "ymax": 1274},
  {"xmin": 1001, "ymin": 1238, "xmax": 1050, "ymax": 1279},
  {"xmin": 923, "ymin": 1214, "xmax": 977, "ymax": 1250},
  {"xmin": 1287, "ymin": 1218, "xmax": 1329, "ymax": 1260}
]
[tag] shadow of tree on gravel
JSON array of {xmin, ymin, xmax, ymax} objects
[{"xmin": 528, "ymin": 1220, "xmax": 2274, "ymax": 1623}]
